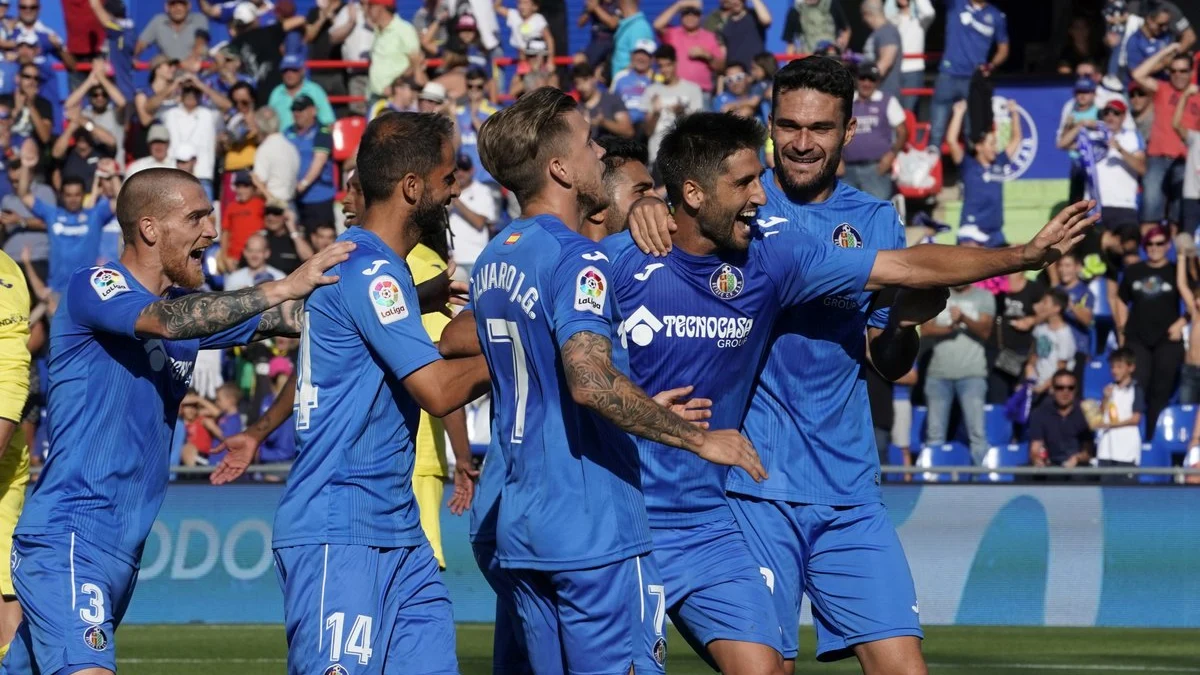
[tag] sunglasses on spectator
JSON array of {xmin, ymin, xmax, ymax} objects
[
  {"xmin": 1146, "ymin": 239, "xmax": 1168, "ymax": 248},
  {"xmin": 1052, "ymin": 384, "xmax": 1076, "ymax": 391},
  {"xmin": 1169, "ymin": 68, "xmax": 1192, "ymax": 74},
  {"xmin": 466, "ymin": 83, "xmax": 485, "ymax": 90},
  {"xmin": 1101, "ymin": 108, "xmax": 1122, "ymax": 117},
  {"xmin": 726, "ymin": 73, "xmax": 746, "ymax": 83},
  {"xmin": 20, "ymin": 72, "xmax": 40, "ymax": 81},
  {"xmin": 234, "ymin": 97, "xmax": 252, "ymax": 106},
  {"xmin": 1130, "ymin": 89, "xmax": 1146, "ymax": 97},
  {"xmin": 18, "ymin": 4, "xmax": 37, "ymax": 9}
]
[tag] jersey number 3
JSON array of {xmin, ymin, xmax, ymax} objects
[
  {"xmin": 295, "ymin": 311, "xmax": 319, "ymax": 430},
  {"xmin": 486, "ymin": 319, "xmax": 528, "ymax": 443}
]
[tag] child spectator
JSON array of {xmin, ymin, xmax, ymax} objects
[
  {"xmin": 1056, "ymin": 252, "xmax": 1095, "ymax": 373},
  {"xmin": 947, "ymin": 98, "xmax": 1022, "ymax": 247},
  {"xmin": 712, "ymin": 61, "xmax": 760, "ymax": 118},
  {"xmin": 221, "ymin": 171, "xmax": 265, "ymax": 266},
  {"xmin": 611, "ymin": 39, "xmax": 656, "ymax": 134},
  {"xmin": 1096, "ymin": 347, "xmax": 1144, "ymax": 482},
  {"xmin": 257, "ymin": 356, "xmax": 297, "ymax": 479},
  {"xmin": 180, "ymin": 392, "xmax": 223, "ymax": 463},
  {"xmin": 495, "ymin": 0, "xmax": 553, "ymax": 59},
  {"xmin": 212, "ymin": 383, "xmax": 244, "ymax": 466},
  {"xmin": 1028, "ymin": 288, "xmax": 1076, "ymax": 398}
]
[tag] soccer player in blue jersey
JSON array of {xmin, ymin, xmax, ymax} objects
[
  {"xmin": 2, "ymin": 167, "xmax": 353, "ymax": 675},
  {"xmin": 459, "ymin": 86, "xmax": 766, "ymax": 675},
  {"xmin": 627, "ymin": 57, "xmax": 1097, "ymax": 675},
  {"xmin": 270, "ymin": 111, "xmax": 494, "ymax": 675}
]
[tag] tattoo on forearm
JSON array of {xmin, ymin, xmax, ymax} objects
[
  {"xmin": 254, "ymin": 300, "xmax": 305, "ymax": 339},
  {"xmin": 137, "ymin": 287, "xmax": 270, "ymax": 340},
  {"xmin": 561, "ymin": 331, "xmax": 703, "ymax": 451}
]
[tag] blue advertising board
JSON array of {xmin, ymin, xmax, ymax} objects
[{"xmin": 123, "ymin": 484, "xmax": 1200, "ymax": 627}]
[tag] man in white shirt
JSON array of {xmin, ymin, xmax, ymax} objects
[
  {"xmin": 332, "ymin": 0, "xmax": 375, "ymax": 114},
  {"xmin": 224, "ymin": 232, "xmax": 286, "ymax": 290},
  {"xmin": 161, "ymin": 83, "xmax": 220, "ymax": 198},
  {"xmin": 251, "ymin": 106, "xmax": 301, "ymax": 203},
  {"xmin": 1096, "ymin": 99, "xmax": 1146, "ymax": 243},
  {"xmin": 643, "ymin": 44, "xmax": 703, "ymax": 164},
  {"xmin": 448, "ymin": 152, "xmax": 496, "ymax": 282},
  {"xmin": 125, "ymin": 124, "xmax": 177, "ymax": 176}
]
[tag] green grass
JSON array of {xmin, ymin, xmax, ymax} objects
[{"xmin": 110, "ymin": 624, "xmax": 1200, "ymax": 674}]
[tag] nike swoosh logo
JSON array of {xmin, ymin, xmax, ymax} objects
[
  {"xmin": 582, "ymin": 251, "xmax": 609, "ymax": 262},
  {"xmin": 633, "ymin": 263, "xmax": 664, "ymax": 281},
  {"xmin": 362, "ymin": 260, "xmax": 389, "ymax": 275}
]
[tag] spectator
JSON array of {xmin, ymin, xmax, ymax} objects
[
  {"xmin": 574, "ymin": 62, "xmax": 634, "ymax": 139},
  {"xmin": 711, "ymin": 61, "xmax": 759, "ymax": 118},
  {"xmin": 225, "ymin": 231, "xmax": 284, "ymax": 290},
  {"xmin": 1123, "ymin": 4, "xmax": 1175, "ymax": 80},
  {"xmin": 369, "ymin": 75, "xmax": 418, "ymax": 119},
  {"xmin": 331, "ymin": 0, "xmax": 374, "ymax": 114},
  {"xmin": 653, "ymin": 0, "xmax": 723, "ymax": 97},
  {"xmin": 221, "ymin": 171, "xmax": 266, "ymax": 266},
  {"xmin": 947, "ymin": 99, "xmax": 1021, "ymax": 247},
  {"xmin": 988, "ymin": 268, "xmax": 1046, "ymax": 404},
  {"xmin": 431, "ymin": 50, "xmax": 470, "ymax": 101},
  {"xmin": 126, "ymin": 123, "xmax": 176, "ymax": 175},
  {"xmin": 455, "ymin": 68, "xmax": 498, "ymax": 186},
  {"xmin": 50, "ymin": 126, "xmax": 105, "ymax": 190},
  {"xmin": 2, "ymin": 62, "xmax": 53, "ymax": 147},
  {"xmin": 702, "ymin": 0, "xmax": 768, "ymax": 77},
  {"xmin": 133, "ymin": 55, "xmax": 179, "ymax": 129},
  {"xmin": 12, "ymin": 0, "xmax": 77, "ymax": 71},
  {"xmin": 447, "ymin": 15, "xmax": 500, "ymax": 101},
  {"xmin": 507, "ymin": 38, "xmax": 557, "ymax": 98},
  {"xmin": 62, "ymin": 0, "xmax": 104, "ymax": 90},
  {"xmin": 284, "ymin": 95, "xmax": 334, "ymax": 233},
  {"xmin": 203, "ymin": 47, "xmax": 252, "ymax": 112},
  {"xmin": 1056, "ymin": 252, "xmax": 1096, "ymax": 369},
  {"xmin": 1130, "ymin": 80, "xmax": 1154, "ymax": 141},
  {"xmin": 412, "ymin": 0, "xmax": 450, "ymax": 56},
  {"xmin": 0, "ymin": 157, "xmax": 52, "ymax": 284},
  {"xmin": 86, "ymin": 0, "xmax": 136, "ymax": 106},
  {"xmin": 62, "ymin": 68, "xmax": 126, "ymax": 167},
  {"xmin": 1174, "ymin": 244, "xmax": 1200, "ymax": 403},
  {"xmin": 1132, "ymin": 44, "xmax": 1199, "ymax": 234},
  {"xmin": 576, "ymin": 0, "xmax": 620, "ymax": 68},
  {"xmin": 643, "ymin": 44, "xmax": 703, "ymax": 162},
  {"xmin": 1096, "ymin": 347, "xmax": 1144, "ymax": 482},
  {"xmin": 0, "ymin": 33, "xmax": 57, "ymax": 103},
  {"xmin": 210, "ymin": 382, "xmax": 244, "ymax": 465},
  {"xmin": 782, "ymin": 0, "xmax": 848, "ymax": 56},
  {"xmin": 927, "ymin": 0, "xmax": 1009, "ymax": 151},
  {"xmin": 860, "ymin": 0, "xmax": 901, "ymax": 99},
  {"xmin": 1027, "ymin": 288, "xmax": 1076, "ymax": 399},
  {"xmin": 884, "ymin": 0, "xmax": 935, "ymax": 110},
  {"xmin": 611, "ymin": 39, "xmax": 655, "ymax": 132},
  {"xmin": 367, "ymin": 0, "xmax": 422, "ymax": 101},
  {"xmin": 1056, "ymin": 77, "xmax": 1101, "ymax": 203},
  {"xmin": 1118, "ymin": 226, "xmax": 1184, "ymax": 434},
  {"xmin": 256, "ymin": 355, "xmax": 297, "ymax": 473},
  {"xmin": 90, "ymin": 157, "xmax": 122, "ymax": 264},
  {"xmin": 261, "ymin": 202, "xmax": 312, "ymax": 273},
  {"xmin": 135, "ymin": 0, "xmax": 210, "ymax": 61},
  {"xmin": 268, "ymin": 53, "xmax": 335, "ymax": 130},
  {"xmin": 1176, "ymin": 83, "xmax": 1200, "ymax": 234},
  {"xmin": 448, "ymin": 152, "xmax": 495, "ymax": 281},
  {"xmin": 1028, "ymin": 369, "xmax": 1093, "ymax": 476},
  {"xmin": 251, "ymin": 108, "xmax": 299, "ymax": 204},
  {"xmin": 221, "ymin": 82, "xmax": 258, "ymax": 173},
  {"xmin": 161, "ymin": 81, "xmax": 219, "ymax": 198},
  {"xmin": 417, "ymin": 80, "xmax": 451, "ymax": 113},
  {"xmin": 610, "ymin": 0, "xmax": 653, "ymax": 79},
  {"xmin": 309, "ymin": 222, "xmax": 336, "ymax": 251},
  {"xmin": 15, "ymin": 155, "xmax": 111, "ymax": 292},
  {"xmin": 495, "ymin": 0, "xmax": 553, "ymax": 57},
  {"xmin": 921, "ymin": 279, "xmax": 995, "ymax": 465},
  {"xmin": 1056, "ymin": 15, "xmax": 1104, "ymax": 77},
  {"xmin": 841, "ymin": 61, "xmax": 906, "ymax": 202},
  {"xmin": 748, "ymin": 50, "xmax": 775, "ymax": 123},
  {"xmin": 179, "ymin": 392, "xmax": 222, "ymax": 462},
  {"xmin": 1097, "ymin": 99, "xmax": 1147, "ymax": 246}
]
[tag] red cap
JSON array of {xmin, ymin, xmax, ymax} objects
[
  {"xmin": 1103, "ymin": 99, "xmax": 1128, "ymax": 115},
  {"xmin": 366, "ymin": 0, "xmax": 394, "ymax": 7}
]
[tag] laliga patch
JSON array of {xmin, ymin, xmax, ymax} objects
[
  {"xmin": 574, "ymin": 266, "xmax": 607, "ymax": 315},
  {"xmin": 369, "ymin": 274, "xmax": 409, "ymax": 324},
  {"xmin": 90, "ymin": 268, "xmax": 130, "ymax": 301},
  {"xmin": 83, "ymin": 625, "xmax": 108, "ymax": 651},
  {"xmin": 832, "ymin": 222, "xmax": 863, "ymax": 248}
]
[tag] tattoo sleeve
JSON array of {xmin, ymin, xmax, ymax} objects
[
  {"xmin": 561, "ymin": 331, "xmax": 705, "ymax": 452},
  {"xmin": 253, "ymin": 300, "xmax": 305, "ymax": 339},
  {"xmin": 135, "ymin": 286, "xmax": 272, "ymax": 340}
]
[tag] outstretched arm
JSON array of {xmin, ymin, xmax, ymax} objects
[{"xmin": 211, "ymin": 373, "xmax": 298, "ymax": 485}]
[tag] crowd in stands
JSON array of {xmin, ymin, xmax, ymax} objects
[{"xmin": 5, "ymin": 0, "xmax": 1200, "ymax": 480}]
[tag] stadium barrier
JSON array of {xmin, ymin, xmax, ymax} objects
[{"xmin": 108, "ymin": 481, "xmax": 1200, "ymax": 628}]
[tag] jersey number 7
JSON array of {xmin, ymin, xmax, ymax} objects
[
  {"xmin": 486, "ymin": 319, "xmax": 528, "ymax": 443},
  {"xmin": 295, "ymin": 312, "xmax": 320, "ymax": 430}
]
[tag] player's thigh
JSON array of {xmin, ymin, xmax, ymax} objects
[
  {"xmin": 803, "ymin": 503, "xmax": 923, "ymax": 662},
  {"xmin": 853, "ymin": 636, "xmax": 927, "ymax": 675},
  {"xmin": 380, "ymin": 546, "xmax": 457, "ymax": 675},
  {"xmin": 653, "ymin": 521, "xmax": 783, "ymax": 667},
  {"xmin": 9, "ymin": 533, "xmax": 134, "ymax": 675},
  {"xmin": 472, "ymin": 540, "xmax": 532, "ymax": 675},
  {"xmin": 506, "ymin": 568, "xmax": 566, "ymax": 675},
  {"xmin": 553, "ymin": 555, "xmax": 666, "ymax": 675},
  {"xmin": 728, "ymin": 495, "xmax": 803, "ymax": 660}
]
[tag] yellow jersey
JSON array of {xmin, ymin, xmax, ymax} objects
[
  {"xmin": 0, "ymin": 251, "xmax": 30, "ymax": 431},
  {"xmin": 406, "ymin": 243, "xmax": 452, "ymax": 478}
]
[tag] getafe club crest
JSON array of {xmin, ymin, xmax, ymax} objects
[
  {"xmin": 832, "ymin": 223, "xmax": 863, "ymax": 249},
  {"xmin": 709, "ymin": 264, "xmax": 744, "ymax": 300}
]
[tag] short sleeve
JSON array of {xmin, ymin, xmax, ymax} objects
[
  {"xmin": 886, "ymin": 96, "xmax": 906, "ymax": 128},
  {"xmin": 197, "ymin": 313, "xmax": 262, "ymax": 349},
  {"xmin": 1132, "ymin": 386, "xmax": 1146, "ymax": 413},
  {"xmin": 66, "ymin": 267, "xmax": 158, "ymax": 338},
  {"xmin": 549, "ymin": 242, "xmax": 616, "ymax": 349},
  {"xmin": 314, "ymin": 127, "xmax": 332, "ymax": 153},
  {"xmin": 30, "ymin": 198, "xmax": 55, "ymax": 224},
  {"xmin": 343, "ymin": 257, "xmax": 442, "ymax": 380},
  {"xmin": 994, "ymin": 9, "xmax": 1008, "ymax": 44},
  {"xmin": 760, "ymin": 231, "xmax": 877, "ymax": 308},
  {"xmin": 137, "ymin": 18, "xmax": 156, "ymax": 45}
]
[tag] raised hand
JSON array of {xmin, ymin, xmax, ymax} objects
[
  {"xmin": 627, "ymin": 196, "xmax": 676, "ymax": 256},
  {"xmin": 695, "ymin": 429, "xmax": 767, "ymax": 481},
  {"xmin": 209, "ymin": 433, "xmax": 260, "ymax": 485},
  {"xmin": 1021, "ymin": 200, "xmax": 1099, "ymax": 270},
  {"xmin": 278, "ymin": 241, "xmax": 355, "ymax": 300},
  {"xmin": 652, "ymin": 385, "xmax": 712, "ymax": 429}
]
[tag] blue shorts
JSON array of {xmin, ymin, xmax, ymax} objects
[
  {"xmin": 273, "ymin": 543, "xmax": 457, "ymax": 675},
  {"xmin": 651, "ymin": 516, "xmax": 783, "ymax": 667},
  {"xmin": 509, "ymin": 555, "xmax": 667, "ymax": 675},
  {"xmin": 472, "ymin": 539, "xmax": 532, "ymax": 675},
  {"xmin": 728, "ymin": 498, "xmax": 923, "ymax": 661},
  {"xmin": 3, "ymin": 532, "xmax": 137, "ymax": 675}
]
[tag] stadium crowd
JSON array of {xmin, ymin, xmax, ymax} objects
[{"xmin": 1, "ymin": 0, "xmax": 1199, "ymax": 482}]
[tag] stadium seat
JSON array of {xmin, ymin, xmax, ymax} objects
[
  {"xmin": 332, "ymin": 116, "xmax": 367, "ymax": 163},
  {"xmin": 915, "ymin": 442, "xmax": 971, "ymax": 483},
  {"xmin": 977, "ymin": 443, "xmax": 1027, "ymax": 483},
  {"xmin": 984, "ymin": 404, "xmax": 1011, "ymax": 446},
  {"xmin": 1141, "ymin": 405, "xmax": 1196, "ymax": 484},
  {"xmin": 1083, "ymin": 359, "xmax": 1111, "ymax": 401}
]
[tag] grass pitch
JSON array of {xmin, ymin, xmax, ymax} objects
[{"xmin": 112, "ymin": 624, "xmax": 1199, "ymax": 674}]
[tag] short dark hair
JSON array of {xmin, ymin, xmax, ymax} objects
[
  {"xmin": 1051, "ymin": 369, "xmax": 1077, "ymax": 384},
  {"xmin": 572, "ymin": 62, "xmax": 595, "ymax": 80},
  {"xmin": 355, "ymin": 111, "xmax": 455, "ymax": 209},
  {"xmin": 753, "ymin": 52, "xmax": 778, "ymax": 79},
  {"xmin": 773, "ymin": 56, "xmax": 854, "ymax": 127},
  {"xmin": 61, "ymin": 177, "xmax": 87, "ymax": 192},
  {"xmin": 115, "ymin": 168, "xmax": 202, "ymax": 245},
  {"xmin": 1046, "ymin": 287, "xmax": 1068, "ymax": 311},
  {"xmin": 229, "ymin": 81, "xmax": 256, "ymax": 101},
  {"xmin": 654, "ymin": 44, "xmax": 677, "ymax": 62},
  {"xmin": 656, "ymin": 112, "xmax": 765, "ymax": 206},
  {"xmin": 725, "ymin": 61, "xmax": 748, "ymax": 74},
  {"xmin": 1109, "ymin": 347, "xmax": 1136, "ymax": 366},
  {"xmin": 598, "ymin": 135, "xmax": 649, "ymax": 169},
  {"xmin": 478, "ymin": 87, "xmax": 579, "ymax": 203}
]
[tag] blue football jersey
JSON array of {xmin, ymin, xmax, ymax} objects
[
  {"xmin": 272, "ymin": 228, "xmax": 442, "ymax": 549},
  {"xmin": 471, "ymin": 215, "xmax": 649, "ymax": 571},
  {"xmin": 603, "ymin": 231, "xmax": 876, "ymax": 526},
  {"xmin": 17, "ymin": 263, "xmax": 260, "ymax": 564},
  {"xmin": 728, "ymin": 176, "xmax": 906, "ymax": 506}
]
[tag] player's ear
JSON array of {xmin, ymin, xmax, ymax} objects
[
  {"xmin": 138, "ymin": 215, "xmax": 159, "ymax": 245},
  {"xmin": 842, "ymin": 114, "xmax": 857, "ymax": 148},
  {"xmin": 400, "ymin": 172, "xmax": 421, "ymax": 205},
  {"xmin": 681, "ymin": 178, "xmax": 704, "ymax": 212},
  {"xmin": 547, "ymin": 154, "xmax": 569, "ymax": 189}
]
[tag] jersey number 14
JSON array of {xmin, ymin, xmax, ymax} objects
[{"xmin": 295, "ymin": 312, "xmax": 320, "ymax": 430}]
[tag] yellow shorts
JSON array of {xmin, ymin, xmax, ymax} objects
[
  {"xmin": 412, "ymin": 474, "xmax": 446, "ymax": 569},
  {"xmin": 0, "ymin": 429, "xmax": 30, "ymax": 597}
]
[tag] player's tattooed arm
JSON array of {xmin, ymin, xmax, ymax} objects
[
  {"xmin": 252, "ymin": 299, "xmax": 305, "ymax": 340},
  {"xmin": 135, "ymin": 286, "xmax": 274, "ymax": 340},
  {"xmin": 561, "ymin": 331, "xmax": 768, "ymax": 480}
]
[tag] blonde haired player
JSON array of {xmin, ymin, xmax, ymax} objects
[{"xmin": 0, "ymin": 250, "xmax": 30, "ymax": 659}]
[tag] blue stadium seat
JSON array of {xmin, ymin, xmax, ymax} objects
[
  {"xmin": 984, "ymin": 404, "xmax": 1012, "ymax": 446},
  {"xmin": 911, "ymin": 405, "xmax": 927, "ymax": 451},
  {"xmin": 1141, "ymin": 405, "xmax": 1197, "ymax": 484},
  {"xmin": 1083, "ymin": 359, "xmax": 1111, "ymax": 401},
  {"xmin": 977, "ymin": 443, "xmax": 1028, "ymax": 482},
  {"xmin": 915, "ymin": 442, "xmax": 972, "ymax": 483}
]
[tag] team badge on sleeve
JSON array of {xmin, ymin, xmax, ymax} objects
[
  {"xmin": 832, "ymin": 223, "xmax": 863, "ymax": 248},
  {"xmin": 574, "ymin": 266, "xmax": 607, "ymax": 314},
  {"xmin": 369, "ymin": 275, "xmax": 409, "ymax": 324},
  {"xmin": 83, "ymin": 625, "xmax": 108, "ymax": 651},
  {"xmin": 90, "ymin": 268, "xmax": 130, "ymax": 301}
]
